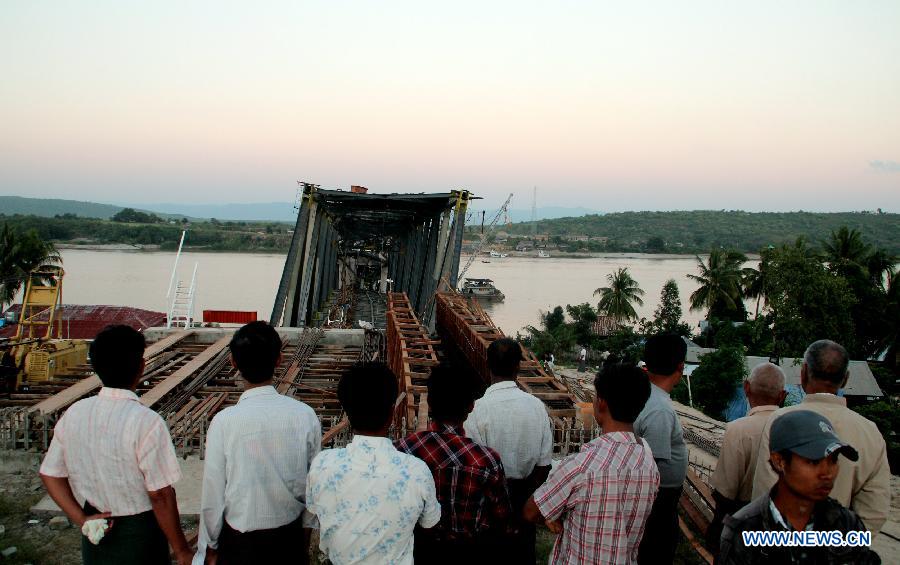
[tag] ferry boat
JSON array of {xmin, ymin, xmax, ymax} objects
[{"xmin": 460, "ymin": 278, "xmax": 505, "ymax": 302}]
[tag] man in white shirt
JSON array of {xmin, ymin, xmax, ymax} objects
[
  {"xmin": 197, "ymin": 322, "xmax": 321, "ymax": 564},
  {"xmin": 306, "ymin": 362, "xmax": 440, "ymax": 564},
  {"xmin": 465, "ymin": 337, "xmax": 553, "ymax": 563},
  {"xmin": 40, "ymin": 325, "xmax": 192, "ymax": 565}
]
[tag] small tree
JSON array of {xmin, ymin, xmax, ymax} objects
[
  {"xmin": 598, "ymin": 327, "xmax": 643, "ymax": 365},
  {"xmin": 646, "ymin": 236, "xmax": 666, "ymax": 253},
  {"xmin": 685, "ymin": 346, "xmax": 747, "ymax": 419},
  {"xmin": 648, "ymin": 279, "xmax": 691, "ymax": 336},
  {"xmin": 566, "ymin": 302, "xmax": 598, "ymax": 346}
]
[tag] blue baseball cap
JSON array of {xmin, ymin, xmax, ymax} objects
[{"xmin": 770, "ymin": 410, "xmax": 858, "ymax": 462}]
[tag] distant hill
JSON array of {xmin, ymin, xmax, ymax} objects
[
  {"xmin": 506, "ymin": 210, "xmax": 900, "ymax": 254},
  {"xmin": 0, "ymin": 196, "xmax": 125, "ymax": 219},
  {"xmin": 139, "ymin": 202, "xmax": 298, "ymax": 222},
  {"xmin": 1, "ymin": 195, "xmax": 597, "ymax": 223},
  {"xmin": 469, "ymin": 206, "xmax": 601, "ymax": 223}
]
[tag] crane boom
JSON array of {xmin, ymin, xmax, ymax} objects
[{"xmin": 457, "ymin": 193, "xmax": 513, "ymax": 284}]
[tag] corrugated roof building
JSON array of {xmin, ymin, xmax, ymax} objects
[{"xmin": 0, "ymin": 305, "xmax": 166, "ymax": 340}]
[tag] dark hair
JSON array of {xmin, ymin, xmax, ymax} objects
[
  {"xmin": 229, "ymin": 321, "xmax": 283, "ymax": 383},
  {"xmin": 338, "ymin": 362, "xmax": 398, "ymax": 432},
  {"xmin": 427, "ymin": 365, "xmax": 475, "ymax": 422},
  {"xmin": 804, "ymin": 340, "xmax": 849, "ymax": 385},
  {"xmin": 643, "ymin": 334, "xmax": 687, "ymax": 376},
  {"xmin": 593, "ymin": 364, "xmax": 651, "ymax": 423},
  {"xmin": 90, "ymin": 325, "xmax": 146, "ymax": 388},
  {"xmin": 487, "ymin": 338, "xmax": 522, "ymax": 379}
]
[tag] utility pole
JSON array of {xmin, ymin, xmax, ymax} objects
[{"xmin": 531, "ymin": 186, "xmax": 537, "ymax": 237}]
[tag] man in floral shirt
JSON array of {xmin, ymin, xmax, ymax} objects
[{"xmin": 306, "ymin": 363, "xmax": 440, "ymax": 564}]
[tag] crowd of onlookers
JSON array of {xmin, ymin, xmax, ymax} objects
[{"xmin": 37, "ymin": 323, "xmax": 888, "ymax": 564}]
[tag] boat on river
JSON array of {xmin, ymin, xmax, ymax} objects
[{"xmin": 460, "ymin": 278, "xmax": 505, "ymax": 302}]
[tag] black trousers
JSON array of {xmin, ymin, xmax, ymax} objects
[
  {"xmin": 638, "ymin": 485, "xmax": 682, "ymax": 565},
  {"xmin": 81, "ymin": 502, "xmax": 168, "ymax": 565},
  {"xmin": 505, "ymin": 478, "xmax": 537, "ymax": 564},
  {"xmin": 218, "ymin": 515, "xmax": 309, "ymax": 565},
  {"xmin": 414, "ymin": 529, "xmax": 503, "ymax": 565}
]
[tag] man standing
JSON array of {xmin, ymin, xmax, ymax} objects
[
  {"xmin": 306, "ymin": 362, "xmax": 441, "ymax": 564},
  {"xmin": 464, "ymin": 338, "xmax": 554, "ymax": 564},
  {"xmin": 396, "ymin": 365, "xmax": 511, "ymax": 562},
  {"xmin": 197, "ymin": 321, "xmax": 321, "ymax": 564},
  {"xmin": 633, "ymin": 334, "xmax": 688, "ymax": 565},
  {"xmin": 524, "ymin": 364, "xmax": 659, "ymax": 564},
  {"xmin": 707, "ymin": 362, "xmax": 787, "ymax": 551},
  {"xmin": 577, "ymin": 346, "xmax": 587, "ymax": 372},
  {"xmin": 752, "ymin": 340, "xmax": 890, "ymax": 534},
  {"xmin": 39, "ymin": 325, "xmax": 192, "ymax": 565},
  {"xmin": 719, "ymin": 411, "xmax": 880, "ymax": 564}
]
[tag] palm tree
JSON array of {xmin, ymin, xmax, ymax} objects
[
  {"xmin": 823, "ymin": 227, "xmax": 870, "ymax": 277},
  {"xmin": 594, "ymin": 267, "xmax": 644, "ymax": 322},
  {"xmin": 865, "ymin": 248, "xmax": 898, "ymax": 290},
  {"xmin": 687, "ymin": 248, "xmax": 747, "ymax": 320},
  {"xmin": 0, "ymin": 224, "xmax": 62, "ymax": 309},
  {"xmin": 741, "ymin": 264, "xmax": 766, "ymax": 318}
]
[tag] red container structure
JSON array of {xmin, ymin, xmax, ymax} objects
[{"xmin": 202, "ymin": 310, "xmax": 258, "ymax": 324}]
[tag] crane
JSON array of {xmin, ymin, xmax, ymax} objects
[{"xmin": 457, "ymin": 193, "xmax": 514, "ymax": 284}]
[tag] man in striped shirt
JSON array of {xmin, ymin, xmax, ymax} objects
[
  {"xmin": 524, "ymin": 364, "xmax": 660, "ymax": 565},
  {"xmin": 197, "ymin": 321, "xmax": 321, "ymax": 564},
  {"xmin": 40, "ymin": 325, "xmax": 192, "ymax": 565}
]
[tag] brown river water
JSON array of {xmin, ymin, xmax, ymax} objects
[{"xmin": 48, "ymin": 249, "xmax": 731, "ymax": 334}]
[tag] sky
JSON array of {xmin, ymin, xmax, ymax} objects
[{"xmin": 2, "ymin": 1, "xmax": 899, "ymax": 213}]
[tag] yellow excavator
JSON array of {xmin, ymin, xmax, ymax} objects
[{"xmin": 0, "ymin": 266, "xmax": 88, "ymax": 392}]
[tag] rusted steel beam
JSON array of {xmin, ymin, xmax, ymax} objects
[
  {"xmin": 386, "ymin": 292, "xmax": 438, "ymax": 428},
  {"xmin": 140, "ymin": 335, "xmax": 231, "ymax": 408},
  {"xmin": 435, "ymin": 292, "xmax": 576, "ymax": 419}
]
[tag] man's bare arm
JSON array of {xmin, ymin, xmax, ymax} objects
[
  {"xmin": 40, "ymin": 474, "xmax": 110, "ymax": 527},
  {"xmin": 523, "ymin": 496, "xmax": 562, "ymax": 534},
  {"xmin": 147, "ymin": 485, "xmax": 192, "ymax": 565}
]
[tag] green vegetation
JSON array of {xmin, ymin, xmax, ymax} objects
[
  {"xmin": 687, "ymin": 249, "xmax": 748, "ymax": 321},
  {"xmin": 524, "ymin": 226, "xmax": 897, "ymax": 426},
  {"xmin": 111, "ymin": 207, "xmax": 164, "ymax": 223},
  {"xmin": 673, "ymin": 346, "xmax": 747, "ymax": 419},
  {"xmin": 594, "ymin": 267, "xmax": 645, "ymax": 323},
  {"xmin": 0, "ymin": 195, "xmax": 125, "ymax": 219},
  {"xmin": 0, "ymin": 214, "xmax": 293, "ymax": 252},
  {"xmin": 641, "ymin": 280, "xmax": 691, "ymax": 336},
  {"xmin": 497, "ymin": 210, "xmax": 900, "ymax": 254},
  {"xmin": 0, "ymin": 224, "xmax": 62, "ymax": 309},
  {"xmin": 853, "ymin": 400, "xmax": 900, "ymax": 474}
]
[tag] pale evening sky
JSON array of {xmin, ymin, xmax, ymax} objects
[{"xmin": 1, "ymin": 1, "xmax": 899, "ymax": 212}]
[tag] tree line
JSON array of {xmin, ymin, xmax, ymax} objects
[
  {"xmin": 499, "ymin": 210, "xmax": 899, "ymax": 255},
  {"xmin": 0, "ymin": 214, "xmax": 293, "ymax": 252}
]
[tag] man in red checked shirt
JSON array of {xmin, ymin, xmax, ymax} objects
[
  {"xmin": 395, "ymin": 365, "xmax": 512, "ymax": 564},
  {"xmin": 524, "ymin": 364, "xmax": 660, "ymax": 565}
]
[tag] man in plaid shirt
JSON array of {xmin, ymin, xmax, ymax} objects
[
  {"xmin": 524, "ymin": 364, "xmax": 660, "ymax": 564},
  {"xmin": 396, "ymin": 365, "xmax": 512, "ymax": 563}
]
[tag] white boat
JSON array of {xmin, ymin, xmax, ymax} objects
[
  {"xmin": 460, "ymin": 278, "xmax": 505, "ymax": 302},
  {"xmin": 538, "ymin": 250, "xmax": 550, "ymax": 258},
  {"xmin": 489, "ymin": 251, "xmax": 509, "ymax": 258}
]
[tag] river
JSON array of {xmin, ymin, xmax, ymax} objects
[{"xmin": 48, "ymin": 249, "xmax": 729, "ymax": 335}]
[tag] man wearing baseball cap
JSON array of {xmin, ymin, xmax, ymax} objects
[{"xmin": 718, "ymin": 411, "xmax": 880, "ymax": 564}]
